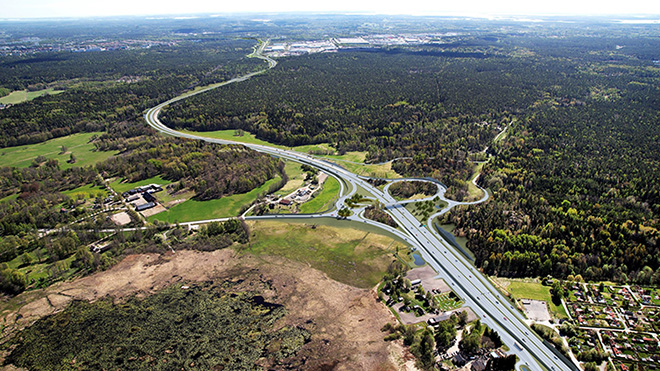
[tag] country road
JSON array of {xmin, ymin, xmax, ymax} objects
[{"xmin": 143, "ymin": 40, "xmax": 577, "ymax": 371}]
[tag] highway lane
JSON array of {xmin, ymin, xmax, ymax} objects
[{"xmin": 143, "ymin": 42, "xmax": 575, "ymax": 371}]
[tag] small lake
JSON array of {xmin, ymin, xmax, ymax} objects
[{"xmin": 411, "ymin": 252, "xmax": 425, "ymax": 266}]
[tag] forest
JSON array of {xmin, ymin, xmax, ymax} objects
[
  {"xmin": 438, "ymin": 36, "xmax": 660, "ymax": 283},
  {"xmin": 160, "ymin": 50, "xmax": 518, "ymax": 197},
  {"xmin": 161, "ymin": 30, "xmax": 660, "ymax": 283},
  {"xmin": 1, "ymin": 18, "xmax": 659, "ymax": 293},
  {"xmin": 0, "ymin": 38, "xmax": 262, "ymax": 147}
]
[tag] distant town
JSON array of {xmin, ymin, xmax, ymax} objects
[
  {"xmin": 0, "ymin": 36, "xmax": 176, "ymax": 55},
  {"xmin": 264, "ymin": 33, "xmax": 461, "ymax": 57}
]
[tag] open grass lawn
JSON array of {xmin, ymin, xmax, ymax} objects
[
  {"xmin": 244, "ymin": 220, "xmax": 400, "ymax": 288},
  {"xmin": 149, "ymin": 176, "xmax": 280, "ymax": 223},
  {"xmin": 6, "ymin": 249, "xmax": 77, "ymax": 283},
  {"xmin": 179, "ymin": 129, "xmax": 288, "ymax": 149},
  {"xmin": 108, "ymin": 175, "xmax": 173, "ymax": 194},
  {"xmin": 0, "ymin": 132, "xmax": 115, "ymax": 169},
  {"xmin": 324, "ymin": 151, "xmax": 367, "ymax": 163},
  {"xmin": 299, "ymin": 176, "xmax": 340, "ymax": 213},
  {"xmin": 292, "ymin": 143, "xmax": 336, "ymax": 154},
  {"xmin": 0, "ymin": 88, "xmax": 64, "ymax": 105},
  {"xmin": 467, "ymin": 162, "xmax": 486, "ymax": 200},
  {"xmin": 507, "ymin": 280, "xmax": 552, "ymax": 301},
  {"xmin": 278, "ymin": 160, "xmax": 306, "ymax": 195},
  {"xmin": 327, "ymin": 158, "xmax": 401, "ymax": 179},
  {"xmin": 61, "ymin": 184, "xmax": 108, "ymax": 199},
  {"xmin": 501, "ymin": 278, "xmax": 568, "ymax": 319}
]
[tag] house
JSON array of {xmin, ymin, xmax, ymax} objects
[
  {"xmin": 471, "ymin": 358, "xmax": 487, "ymax": 371},
  {"xmin": 428, "ymin": 313, "xmax": 451, "ymax": 325},
  {"xmin": 143, "ymin": 192, "xmax": 156, "ymax": 203},
  {"xmin": 135, "ymin": 202, "xmax": 155, "ymax": 212},
  {"xmin": 279, "ymin": 199, "xmax": 292, "ymax": 206},
  {"xmin": 126, "ymin": 194, "xmax": 140, "ymax": 202}
]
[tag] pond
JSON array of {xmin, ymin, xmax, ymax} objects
[{"xmin": 411, "ymin": 252, "xmax": 425, "ymax": 266}]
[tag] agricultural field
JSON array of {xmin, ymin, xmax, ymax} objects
[{"xmin": 0, "ymin": 132, "xmax": 115, "ymax": 169}]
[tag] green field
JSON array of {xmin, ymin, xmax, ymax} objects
[
  {"xmin": 62, "ymin": 184, "xmax": 108, "ymax": 199},
  {"xmin": 109, "ymin": 175, "xmax": 173, "ymax": 194},
  {"xmin": 5, "ymin": 249, "xmax": 77, "ymax": 283},
  {"xmin": 501, "ymin": 278, "xmax": 568, "ymax": 319},
  {"xmin": 179, "ymin": 129, "xmax": 287, "ymax": 149},
  {"xmin": 299, "ymin": 176, "xmax": 340, "ymax": 213},
  {"xmin": 245, "ymin": 220, "xmax": 401, "ymax": 288},
  {"xmin": 0, "ymin": 88, "xmax": 63, "ymax": 105},
  {"xmin": 323, "ymin": 151, "xmax": 367, "ymax": 163},
  {"xmin": 278, "ymin": 160, "xmax": 306, "ymax": 196},
  {"xmin": 0, "ymin": 132, "xmax": 115, "ymax": 169},
  {"xmin": 319, "ymin": 151, "xmax": 401, "ymax": 179},
  {"xmin": 292, "ymin": 142, "xmax": 336, "ymax": 154},
  {"xmin": 467, "ymin": 161, "xmax": 486, "ymax": 200},
  {"xmin": 149, "ymin": 176, "xmax": 280, "ymax": 223}
]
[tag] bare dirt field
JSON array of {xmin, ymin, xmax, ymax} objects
[
  {"xmin": 140, "ymin": 203, "xmax": 166, "ymax": 217},
  {"xmin": 0, "ymin": 249, "xmax": 416, "ymax": 370},
  {"xmin": 110, "ymin": 211, "xmax": 131, "ymax": 226}
]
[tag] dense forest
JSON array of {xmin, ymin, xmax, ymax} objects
[
  {"xmin": 439, "ymin": 36, "xmax": 660, "ymax": 283},
  {"xmin": 98, "ymin": 138, "xmax": 283, "ymax": 201},
  {"xmin": 0, "ymin": 39, "xmax": 262, "ymax": 147},
  {"xmin": 160, "ymin": 51, "xmax": 518, "ymax": 197},
  {"xmin": 162, "ymin": 32, "xmax": 660, "ymax": 283}
]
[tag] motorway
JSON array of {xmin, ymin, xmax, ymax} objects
[{"xmin": 143, "ymin": 41, "xmax": 575, "ymax": 371}]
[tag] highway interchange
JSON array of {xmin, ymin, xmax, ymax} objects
[{"xmin": 143, "ymin": 41, "xmax": 576, "ymax": 371}]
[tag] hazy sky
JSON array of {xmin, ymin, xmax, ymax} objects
[{"xmin": 3, "ymin": 0, "xmax": 660, "ymax": 19}]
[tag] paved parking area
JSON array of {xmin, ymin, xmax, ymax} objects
[
  {"xmin": 522, "ymin": 299, "xmax": 551, "ymax": 322},
  {"xmin": 406, "ymin": 266, "xmax": 451, "ymax": 293}
]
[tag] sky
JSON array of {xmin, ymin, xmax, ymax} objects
[{"xmin": 2, "ymin": 0, "xmax": 660, "ymax": 19}]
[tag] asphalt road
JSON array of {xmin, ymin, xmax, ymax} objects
[{"xmin": 143, "ymin": 41, "xmax": 575, "ymax": 371}]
